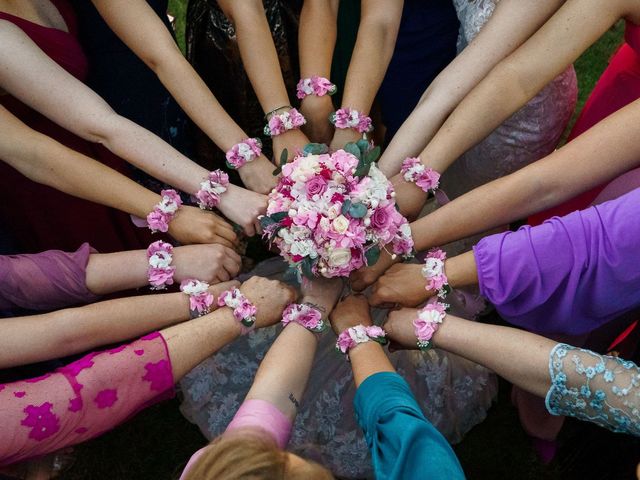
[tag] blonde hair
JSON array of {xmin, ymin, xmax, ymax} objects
[{"xmin": 181, "ymin": 430, "xmax": 334, "ymax": 480}]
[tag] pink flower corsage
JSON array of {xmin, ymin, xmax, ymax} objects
[
  {"xmin": 330, "ymin": 108, "xmax": 373, "ymax": 134},
  {"xmin": 296, "ymin": 76, "xmax": 337, "ymax": 100},
  {"xmin": 146, "ymin": 241, "xmax": 175, "ymax": 290},
  {"xmin": 147, "ymin": 189, "xmax": 182, "ymax": 233},
  {"xmin": 217, "ymin": 288, "xmax": 257, "ymax": 333},
  {"xmin": 413, "ymin": 301, "xmax": 449, "ymax": 351},
  {"xmin": 422, "ymin": 248, "xmax": 450, "ymax": 299},
  {"xmin": 400, "ymin": 157, "xmax": 441, "ymax": 194},
  {"xmin": 264, "ymin": 108, "xmax": 307, "ymax": 137},
  {"xmin": 196, "ymin": 170, "xmax": 229, "ymax": 210},
  {"xmin": 281, "ymin": 303, "xmax": 327, "ymax": 333},
  {"xmin": 180, "ymin": 279, "xmax": 214, "ymax": 317},
  {"xmin": 226, "ymin": 138, "xmax": 263, "ymax": 170},
  {"xmin": 336, "ymin": 325, "xmax": 388, "ymax": 356}
]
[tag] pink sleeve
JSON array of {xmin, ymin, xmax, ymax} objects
[
  {"xmin": 226, "ymin": 399, "xmax": 293, "ymax": 449},
  {"xmin": 179, "ymin": 399, "xmax": 292, "ymax": 479},
  {"xmin": 0, "ymin": 243, "xmax": 100, "ymax": 312}
]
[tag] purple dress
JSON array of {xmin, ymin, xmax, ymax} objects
[
  {"xmin": 0, "ymin": 243, "xmax": 99, "ymax": 313},
  {"xmin": 474, "ymin": 187, "xmax": 640, "ymax": 335}
]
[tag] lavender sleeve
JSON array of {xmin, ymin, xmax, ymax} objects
[
  {"xmin": 0, "ymin": 243, "xmax": 100, "ymax": 312},
  {"xmin": 473, "ymin": 188, "xmax": 640, "ymax": 335}
]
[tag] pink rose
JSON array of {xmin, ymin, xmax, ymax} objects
[
  {"xmin": 371, "ymin": 204, "xmax": 395, "ymax": 231},
  {"xmin": 146, "ymin": 211, "xmax": 170, "ymax": 233},
  {"xmin": 305, "ymin": 176, "xmax": 328, "ymax": 198},
  {"xmin": 299, "ymin": 308, "xmax": 323, "ymax": 329},
  {"xmin": 332, "ymin": 150, "xmax": 359, "ymax": 175},
  {"xmin": 412, "ymin": 317, "xmax": 438, "ymax": 343},
  {"xmin": 336, "ymin": 334, "xmax": 353, "ymax": 354},
  {"xmin": 148, "ymin": 267, "xmax": 175, "ymax": 288}
]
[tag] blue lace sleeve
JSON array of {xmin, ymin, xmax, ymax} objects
[{"xmin": 546, "ymin": 343, "xmax": 640, "ymax": 436}]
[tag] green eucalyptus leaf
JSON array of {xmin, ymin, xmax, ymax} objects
[
  {"xmin": 280, "ymin": 148, "xmax": 289, "ymax": 167},
  {"xmin": 354, "ymin": 161, "xmax": 372, "ymax": 178},
  {"xmin": 341, "ymin": 199, "xmax": 353, "ymax": 216},
  {"xmin": 344, "ymin": 143, "xmax": 362, "ymax": 160},
  {"xmin": 270, "ymin": 211, "xmax": 288, "ymax": 223},
  {"xmin": 303, "ymin": 143, "xmax": 329, "ymax": 155},
  {"xmin": 301, "ymin": 257, "xmax": 315, "ymax": 279},
  {"xmin": 364, "ymin": 145, "xmax": 381, "ymax": 164},
  {"xmin": 272, "ymin": 166, "xmax": 282, "ymax": 176},
  {"xmin": 259, "ymin": 216, "xmax": 275, "ymax": 228},
  {"xmin": 365, "ymin": 246, "xmax": 381, "ymax": 266},
  {"xmin": 356, "ymin": 139, "xmax": 370, "ymax": 153},
  {"xmin": 349, "ymin": 202, "xmax": 368, "ymax": 219}
]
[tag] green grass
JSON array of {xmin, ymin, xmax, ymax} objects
[{"xmin": 57, "ymin": 12, "xmax": 629, "ymax": 480}]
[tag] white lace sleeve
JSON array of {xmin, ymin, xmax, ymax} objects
[{"xmin": 546, "ymin": 344, "xmax": 640, "ymax": 436}]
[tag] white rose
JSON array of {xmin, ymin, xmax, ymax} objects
[
  {"xmin": 418, "ymin": 308, "xmax": 444, "ymax": 324},
  {"xmin": 182, "ymin": 280, "xmax": 208, "ymax": 295},
  {"xmin": 237, "ymin": 142, "xmax": 253, "ymax": 161},
  {"xmin": 149, "ymin": 252, "xmax": 172, "ymax": 268},
  {"xmin": 422, "ymin": 258, "xmax": 444, "ymax": 278},
  {"xmin": 327, "ymin": 248, "xmax": 352, "ymax": 267},
  {"xmin": 348, "ymin": 325, "xmax": 369, "ymax": 343},
  {"xmin": 332, "ymin": 215, "xmax": 350, "ymax": 234}
]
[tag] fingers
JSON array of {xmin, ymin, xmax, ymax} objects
[
  {"xmin": 243, "ymin": 222, "xmax": 256, "ymax": 238},
  {"xmin": 222, "ymin": 256, "xmax": 241, "ymax": 279},
  {"xmin": 211, "ymin": 235, "xmax": 234, "ymax": 249}
]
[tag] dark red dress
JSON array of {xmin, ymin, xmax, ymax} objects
[{"xmin": 0, "ymin": 0, "xmax": 153, "ymax": 253}]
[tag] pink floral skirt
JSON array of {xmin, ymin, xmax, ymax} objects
[{"xmin": 0, "ymin": 332, "xmax": 174, "ymax": 466}]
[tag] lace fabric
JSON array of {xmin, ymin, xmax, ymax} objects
[{"xmin": 546, "ymin": 343, "xmax": 640, "ymax": 436}]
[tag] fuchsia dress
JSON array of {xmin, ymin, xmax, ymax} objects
[
  {"xmin": 0, "ymin": 247, "xmax": 174, "ymax": 466},
  {"xmin": 0, "ymin": 0, "xmax": 153, "ymax": 253},
  {"xmin": 529, "ymin": 21, "xmax": 640, "ymax": 224}
]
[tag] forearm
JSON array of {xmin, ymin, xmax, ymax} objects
[
  {"xmin": 410, "ymin": 98, "xmax": 640, "ymax": 251},
  {"xmin": 433, "ymin": 315, "xmax": 555, "ymax": 398},
  {"xmin": 419, "ymin": 0, "xmax": 621, "ymax": 174},
  {"xmin": 220, "ymin": 0, "xmax": 291, "ymax": 112},
  {"xmin": 340, "ymin": 2, "xmax": 402, "ymax": 113},
  {"xmin": 349, "ymin": 342, "xmax": 395, "ymax": 388},
  {"xmin": 0, "ymin": 292, "xmax": 191, "ymax": 369},
  {"xmin": 379, "ymin": 0, "xmax": 565, "ymax": 177},
  {"xmin": 298, "ymin": 0, "xmax": 338, "ymax": 79},
  {"xmin": 245, "ymin": 323, "xmax": 318, "ymax": 421}
]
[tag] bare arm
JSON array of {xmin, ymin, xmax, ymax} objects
[
  {"xmin": 352, "ymin": 96, "xmax": 640, "ymax": 290},
  {"xmin": 330, "ymin": 0, "xmax": 403, "ymax": 150},
  {"xmin": 0, "ymin": 21, "xmax": 265, "ymax": 236},
  {"xmin": 0, "ymin": 104, "xmax": 238, "ymax": 246},
  {"xmin": 297, "ymin": 0, "xmax": 339, "ymax": 144},
  {"xmin": 393, "ymin": 0, "xmax": 629, "ymax": 216},
  {"xmin": 217, "ymin": 0, "xmax": 310, "ymax": 160},
  {"xmin": 90, "ymin": 0, "xmax": 277, "ymax": 194},
  {"xmin": 0, "ymin": 281, "xmax": 237, "ymax": 370},
  {"xmin": 378, "ymin": 0, "xmax": 566, "ymax": 177},
  {"xmin": 243, "ymin": 278, "xmax": 341, "ymax": 421}
]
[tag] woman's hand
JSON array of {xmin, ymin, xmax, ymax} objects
[
  {"xmin": 370, "ymin": 263, "xmax": 433, "ymax": 307},
  {"xmin": 384, "ymin": 307, "xmax": 420, "ymax": 350},
  {"xmin": 329, "ymin": 294, "xmax": 372, "ymax": 335},
  {"xmin": 390, "ymin": 173, "xmax": 429, "ymax": 220},
  {"xmin": 239, "ymin": 277, "xmax": 298, "ymax": 328},
  {"xmin": 218, "ymin": 185, "xmax": 268, "ymax": 237},
  {"xmin": 169, "ymin": 205, "xmax": 238, "ymax": 247},
  {"xmin": 350, "ymin": 248, "xmax": 401, "ymax": 291},
  {"xmin": 172, "ymin": 244, "xmax": 242, "ymax": 284},
  {"xmin": 237, "ymin": 155, "xmax": 279, "ymax": 194},
  {"xmin": 272, "ymin": 129, "xmax": 310, "ymax": 163},
  {"xmin": 300, "ymin": 95, "xmax": 335, "ymax": 145},
  {"xmin": 329, "ymin": 128, "xmax": 363, "ymax": 153}
]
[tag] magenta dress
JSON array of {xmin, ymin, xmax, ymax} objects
[
  {"xmin": 0, "ymin": 247, "xmax": 175, "ymax": 466},
  {"xmin": 474, "ymin": 187, "xmax": 640, "ymax": 336}
]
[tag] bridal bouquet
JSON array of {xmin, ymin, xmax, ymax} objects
[{"xmin": 260, "ymin": 141, "xmax": 414, "ymax": 280}]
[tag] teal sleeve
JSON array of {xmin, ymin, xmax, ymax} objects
[{"xmin": 354, "ymin": 372, "xmax": 465, "ymax": 480}]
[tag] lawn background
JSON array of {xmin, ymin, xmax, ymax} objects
[{"xmin": 59, "ymin": 6, "xmax": 630, "ymax": 480}]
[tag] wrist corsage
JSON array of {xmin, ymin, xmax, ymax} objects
[
  {"xmin": 329, "ymin": 108, "xmax": 373, "ymax": 134},
  {"xmin": 180, "ymin": 279, "xmax": 214, "ymax": 318},
  {"xmin": 400, "ymin": 157, "xmax": 441, "ymax": 195},
  {"xmin": 422, "ymin": 249, "xmax": 450, "ymax": 299},
  {"xmin": 413, "ymin": 301, "xmax": 449, "ymax": 351},
  {"xmin": 196, "ymin": 170, "xmax": 229, "ymax": 210},
  {"xmin": 264, "ymin": 108, "xmax": 306, "ymax": 137},
  {"xmin": 336, "ymin": 325, "xmax": 388, "ymax": 356},
  {"xmin": 147, "ymin": 189, "xmax": 182, "ymax": 233},
  {"xmin": 281, "ymin": 303, "xmax": 327, "ymax": 333},
  {"xmin": 147, "ymin": 241, "xmax": 175, "ymax": 290},
  {"xmin": 226, "ymin": 138, "xmax": 263, "ymax": 170},
  {"xmin": 296, "ymin": 76, "xmax": 337, "ymax": 100},
  {"xmin": 217, "ymin": 288, "xmax": 257, "ymax": 333}
]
